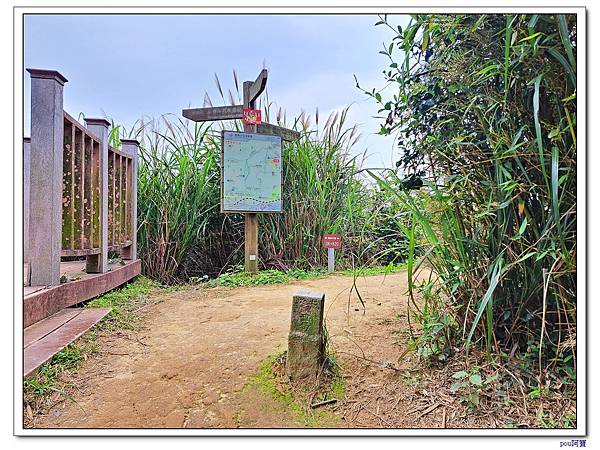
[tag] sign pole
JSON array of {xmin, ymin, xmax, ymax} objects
[
  {"xmin": 327, "ymin": 248, "xmax": 335, "ymax": 273},
  {"xmin": 182, "ymin": 69, "xmax": 299, "ymax": 276},
  {"xmin": 243, "ymin": 81, "xmax": 259, "ymax": 274}
]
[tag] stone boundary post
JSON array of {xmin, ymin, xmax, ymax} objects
[
  {"xmin": 286, "ymin": 289, "xmax": 326, "ymax": 381},
  {"xmin": 26, "ymin": 68, "xmax": 67, "ymax": 287},
  {"xmin": 84, "ymin": 117, "xmax": 110, "ymax": 273},
  {"xmin": 120, "ymin": 139, "xmax": 139, "ymax": 260}
]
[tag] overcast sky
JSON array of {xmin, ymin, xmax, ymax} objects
[{"xmin": 24, "ymin": 14, "xmax": 410, "ymax": 168}]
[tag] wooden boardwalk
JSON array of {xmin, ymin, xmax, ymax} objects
[{"xmin": 24, "ymin": 307, "xmax": 111, "ymax": 377}]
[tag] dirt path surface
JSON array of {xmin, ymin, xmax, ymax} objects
[{"xmin": 34, "ymin": 271, "xmax": 455, "ymax": 429}]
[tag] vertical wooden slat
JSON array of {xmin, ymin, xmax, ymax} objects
[
  {"xmin": 115, "ymin": 154, "xmax": 120, "ymax": 246},
  {"xmin": 91, "ymin": 140, "xmax": 100, "ymax": 249},
  {"xmin": 83, "ymin": 135, "xmax": 93, "ymax": 249},
  {"xmin": 120, "ymin": 155, "xmax": 126, "ymax": 245},
  {"xmin": 114, "ymin": 153, "xmax": 119, "ymax": 246},
  {"xmin": 125, "ymin": 157, "xmax": 132, "ymax": 241},
  {"xmin": 62, "ymin": 120, "xmax": 73, "ymax": 250},
  {"xmin": 107, "ymin": 149, "xmax": 114, "ymax": 247},
  {"xmin": 79, "ymin": 134, "xmax": 86, "ymax": 249},
  {"xmin": 88, "ymin": 139, "xmax": 95, "ymax": 249},
  {"xmin": 72, "ymin": 127, "xmax": 80, "ymax": 249},
  {"xmin": 111, "ymin": 151, "xmax": 117, "ymax": 246}
]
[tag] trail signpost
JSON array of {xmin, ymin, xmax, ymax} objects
[
  {"xmin": 182, "ymin": 69, "xmax": 300, "ymax": 273},
  {"xmin": 323, "ymin": 234, "xmax": 341, "ymax": 273}
]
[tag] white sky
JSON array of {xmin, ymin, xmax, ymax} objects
[{"xmin": 24, "ymin": 14, "xmax": 411, "ymax": 168}]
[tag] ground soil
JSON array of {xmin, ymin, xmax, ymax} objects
[{"xmin": 29, "ymin": 271, "xmax": 575, "ymax": 429}]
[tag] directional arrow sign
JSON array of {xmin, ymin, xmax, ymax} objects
[
  {"xmin": 182, "ymin": 105, "xmax": 243, "ymax": 122},
  {"xmin": 248, "ymin": 69, "xmax": 268, "ymax": 104},
  {"xmin": 255, "ymin": 123, "xmax": 300, "ymax": 142}
]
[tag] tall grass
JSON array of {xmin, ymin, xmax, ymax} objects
[
  {"xmin": 108, "ymin": 76, "xmax": 398, "ymax": 282},
  {"xmin": 363, "ymin": 14, "xmax": 577, "ymax": 370}
]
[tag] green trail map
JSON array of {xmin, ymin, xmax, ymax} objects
[{"xmin": 221, "ymin": 131, "xmax": 282, "ymax": 212}]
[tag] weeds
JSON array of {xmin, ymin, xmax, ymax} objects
[
  {"xmin": 199, "ymin": 267, "xmax": 326, "ymax": 288},
  {"xmin": 24, "ymin": 276, "xmax": 158, "ymax": 426}
]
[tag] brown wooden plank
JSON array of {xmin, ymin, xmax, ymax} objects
[
  {"xmin": 182, "ymin": 105, "xmax": 243, "ymax": 122},
  {"xmin": 115, "ymin": 154, "xmax": 122, "ymax": 246},
  {"xmin": 126, "ymin": 158, "xmax": 133, "ymax": 240},
  {"xmin": 62, "ymin": 121, "xmax": 74, "ymax": 250},
  {"xmin": 23, "ymin": 259, "xmax": 141, "ymax": 327},
  {"xmin": 79, "ymin": 133, "xmax": 90, "ymax": 248},
  {"xmin": 24, "ymin": 307, "xmax": 111, "ymax": 377},
  {"xmin": 24, "ymin": 308, "xmax": 82, "ymax": 348},
  {"xmin": 108, "ymin": 145, "xmax": 130, "ymax": 159},
  {"xmin": 73, "ymin": 128, "xmax": 83, "ymax": 249},
  {"xmin": 63, "ymin": 111, "xmax": 103, "ymax": 143},
  {"xmin": 255, "ymin": 123, "xmax": 300, "ymax": 142},
  {"xmin": 248, "ymin": 69, "xmax": 268, "ymax": 104},
  {"xmin": 120, "ymin": 155, "xmax": 126, "ymax": 245},
  {"xmin": 61, "ymin": 248, "xmax": 101, "ymax": 257},
  {"xmin": 24, "ymin": 286, "xmax": 45, "ymax": 296},
  {"xmin": 70, "ymin": 125, "xmax": 77, "ymax": 248},
  {"xmin": 91, "ymin": 141, "xmax": 100, "ymax": 248},
  {"xmin": 109, "ymin": 151, "xmax": 115, "ymax": 246}
]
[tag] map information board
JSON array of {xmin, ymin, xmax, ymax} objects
[{"xmin": 221, "ymin": 131, "xmax": 283, "ymax": 213}]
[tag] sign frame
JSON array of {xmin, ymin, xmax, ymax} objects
[
  {"xmin": 323, "ymin": 234, "xmax": 342, "ymax": 249},
  {"xmin": 220, "ymin": 130, "xmax": 283, "ymax": 214}
]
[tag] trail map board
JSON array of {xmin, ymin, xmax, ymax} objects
[{"xmin": 221, "ymin": 131, "xmax": 283, "ymax": 213}]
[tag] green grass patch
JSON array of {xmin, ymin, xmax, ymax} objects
[
  {"xmin": 85, "ymin": 276, "xmax": 157, "ymax": 330},
  {"xmin": 340, "ymin": 261, "xmax": 406, "ymax": 277},
  {"xmin": 203, "ymin": 268, "xmax": 327, "ymax": 288},
  {"xmin": 244, "ymin": 351, "xmax": 343, "ymax": 428}
]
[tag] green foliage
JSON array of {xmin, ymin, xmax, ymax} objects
[
  {"xmin": 108, "ymin": 78, "xmax": 405, "ymax": 284},
  {"xmin": 340, "ymin": 261, "xmax": 406, "ymax": 277},
  {"xmin": 450, "ymin": 367, "xmax": 498, "ymax": 410},
  {"xmin": 24, "ymin": 344, "xmax": 83, "ymax": 397},
  {"xmin": 363, "ymin": 14, "xmax": 577, "ymax": 371},
  {"xmin": 86, "ymin": 276, "xmax": 157, "ymax": 330},
  {"xmin": 204, "ymin": 267, "xmax": 326, "ymax": 288}
]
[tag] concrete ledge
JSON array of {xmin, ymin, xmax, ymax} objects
[{"xmin": 23, "ymin": 259, "xmax": 141, "ymax": 327}]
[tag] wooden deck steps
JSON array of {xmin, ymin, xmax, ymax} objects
[{"xmin": 24, "ymin": 307, "xmax": 111, "ymax": 378}]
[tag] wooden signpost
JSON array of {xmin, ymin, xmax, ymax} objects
[{"xmin": 182, "ymin": 69, "xmax": 300, "ymax": 274}]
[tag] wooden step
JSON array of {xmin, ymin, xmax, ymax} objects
[
  {"xmin": 24, "ymin": 307, "xmax": 111, "ymax": 378},
  {"xmin": 24, "ymin": 308, "xmax": 82, "ymax": 348}
]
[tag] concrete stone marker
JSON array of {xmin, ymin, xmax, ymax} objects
[{"xmin": 286, "ymin": 289, "xmax": 325, "ymax": 381}]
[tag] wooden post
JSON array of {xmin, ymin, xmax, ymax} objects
[
  {"xmin": 243, "ymin": 80, "xmax": 259, "ymax": 274},
  {"xmin": 120, "ymin": 139, "xmax": 139, "ymax": 260},
  {"xmin": 23, "ymin": 137, "xmax": 31, "ymax": 286},
  {"xmin": 27, "ymin": 68, "xmax": 67, "ymax": 287},
  {"xmin": 84, "ymin": 118, "xmax": 110, "ymax": 273}
]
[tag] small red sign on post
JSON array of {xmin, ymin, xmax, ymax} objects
[
  {"xmin": 242, "ymin": 108, "xmax": 262, "ymax": 125},
  {"xmin": 323, "ymin": 234, "xmax": 342, "ymax": 249}
]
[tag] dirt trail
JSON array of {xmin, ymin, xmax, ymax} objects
[{"xmin": 35, "ymin": 272, "xmax": 429, "ymax": 429}]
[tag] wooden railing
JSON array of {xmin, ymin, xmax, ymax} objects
[
  {"xmin": 61, "ymin": 112, "xmax": 102, "ymax": 256},
  {"xmin": 24, "ymin": 68, "xmax": 139, "ymax": 287},
  {"xmin": 107, "ymin": 145, "xmax": 134, "ymax": 251}
]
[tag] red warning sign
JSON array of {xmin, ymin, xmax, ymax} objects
[
  {"xmin": 323, "ymin": 234, "xmax": 342, "ymax": 249},
  {"xmin": 242, "ymin": 108, "xmax": 262, "ymax": 125}
]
